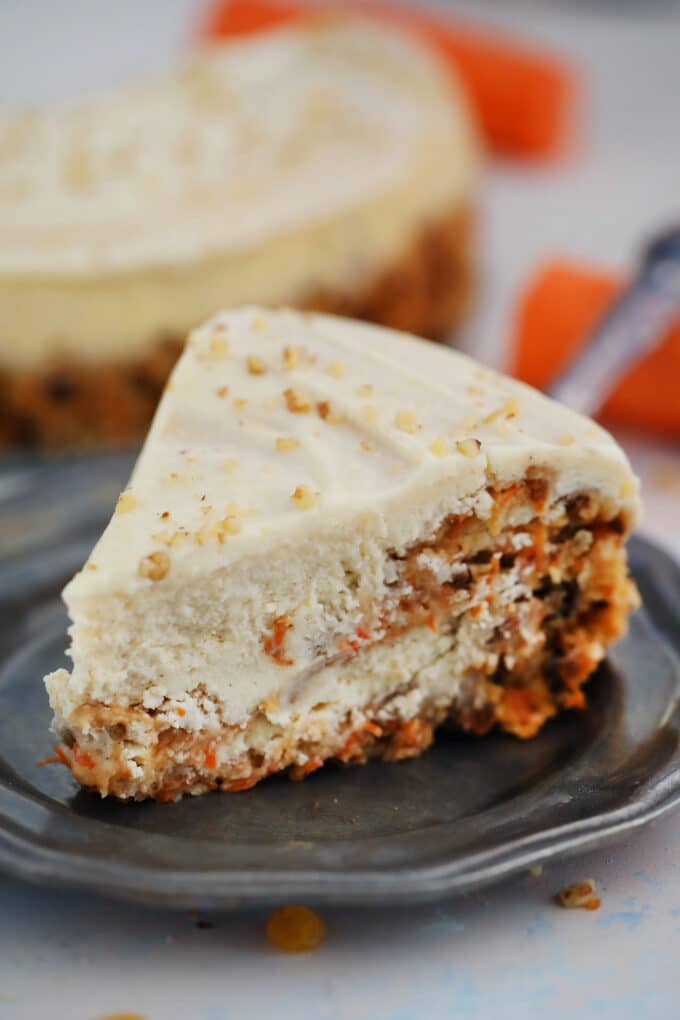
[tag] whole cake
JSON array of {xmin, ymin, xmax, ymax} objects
[
  {"xmin": 0, "ymin": 17, "xmax": 479, "ymax": 448},
  {"xmin": 44, "ymin": 308, "xmax": 640, "ymax": 801}
]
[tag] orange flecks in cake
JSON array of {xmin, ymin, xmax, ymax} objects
[
  {"xmin": 176, "ymin": 706, "xmax": 186, "ymax": 718},
  {"xmin": 426, "ymin": 613, "xmax": 438, "ymax": 632},
  {"xmin": 204, "ymin": 742, "xmax": 218, "ymax": 770},
  {"xmin": 266, "ymin": 905, "xmax": 326, "ymax": 953},
  {"xmin": 283, "ymin": 387, "xmax": 311, "ymax": 414},
  {"xmin": 559, "ymin": 879, "xmax": 601, "ymax": 911},
  {"xmin": 263, "ymin": 615, "xmax": 294, "ymax": 666},
  {"xmin": 138, "ymin": 550, "xmax": 171, "ymax": 581},
  {"xmin": 72, "ymin": 743, "xmax": 96, "ymax": 770},
  {"xmin": 115, "ymin": 491, "xmax": 137, "ymax": 514},
  {"xmin": 337, "ymin": 720, "xmax": 383, "ymax": 760},
  {"xmin": 289, "ymin": 755, "xmax": 324, "ymax": 781},
  {"xmin": 225, "ymin": 775, "xmax": 260, "ymax": 792}
]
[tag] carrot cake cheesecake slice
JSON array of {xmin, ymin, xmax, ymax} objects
[
  {"xmin": 0, "ymin": 15, "xmax": 479, "ymax": 448},
  {"xmin": 44, "ymin": 308, "xmax": 640, "ymax": 801}
]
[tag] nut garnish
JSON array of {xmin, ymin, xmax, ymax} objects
[
  {"xmin": 282, "ymin": 346, "xmax": 300, "ymax": 370},
  {"xmin": 456, "ymin": 437, "xmax": 482, "ymax": 457},
  {"xmin": 247, "ymin": 355, "xmax": 267, "ymax": 375},
  {"xmin": 209, "ymin": 335, "xmax": 229, "ymax": 359},
  {"xmin": 115, "ymin": 491, "xmax": 137, "ymax": 514},
  {"xmin": 429, "ymin": 437, "xmax": 449, "ymax": 458},
  {"xmin": 559, "ymin": 879, "xmax": 601, "ymax": 911},
  {"xmin": 276, "ymin": 437, "xmax": 299, "ymax": 452},
  {"xmin": 138, "ymin": 551, "xmax": 170, "ymax": 581},
  {"xmin": 291, "ymin": 485, "xmax": 318, "ymax": 510},
  {"xmin": 284, "ymin": 388, "xmax": 311, "ymax": 414},
  {"xmin": 327, "ymin": 360, "xmax": 346, "ymax": 378},
  {"xmin": 394, "ymin": 410, "xmax": 420, "ymax": 434}
]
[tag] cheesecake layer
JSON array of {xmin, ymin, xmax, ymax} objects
[
  {"xmin": 0, "ymin": 18, "xmax": 479, "ymax": 375},
  {"xmin": 43, "ymin": 308, "xmax": 640, "ymax": 800},
  {"xmin": 0, "ymin": 206, "xmax": 473, "ymax": 448}
]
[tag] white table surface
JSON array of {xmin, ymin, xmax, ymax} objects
[{"xmin": 0, "ymin": 2, "xmax": 679, "ymax": 1018}]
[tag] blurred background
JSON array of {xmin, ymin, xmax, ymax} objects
[{"xmin": 1, "ymin": 0, "xmax": 679, "ymax": 553}]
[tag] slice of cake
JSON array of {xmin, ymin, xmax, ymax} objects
[
  {"xmin": 0, "ymin": 15, "xmax": 479, "ymax": 448},
  {"xmin": 44, "ymin": 309, "xmax": 640, "ymax": 801}
]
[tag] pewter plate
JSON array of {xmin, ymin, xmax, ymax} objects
[{"xmin": 0, "ymin": 455, "xmax": 678, "ymax": 909}]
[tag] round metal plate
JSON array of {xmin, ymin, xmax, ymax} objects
[{"xmin": 0, "ymin": 457, "xmax": 678, "ymax": 908}]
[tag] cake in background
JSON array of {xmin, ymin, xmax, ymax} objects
[{"xmin": 0, "ymin": 15, "xmax": 480, "ymax": 449}]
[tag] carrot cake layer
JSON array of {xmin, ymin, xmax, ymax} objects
[
  {"xmin": 44, "ymin": 308, "xmax": 640, "ymax": 800},
  {"xmin": 0, "ymin": 17, "xmax": 479, "ymax": 447}
]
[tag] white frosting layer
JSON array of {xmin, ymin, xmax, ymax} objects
[
  {"xmin": 46, "ymin": 309, "xmax": 640, "ymax": 729},
  {"xmin": 0, "ymin": 18, "xmax": 479, "ymax": 369}
]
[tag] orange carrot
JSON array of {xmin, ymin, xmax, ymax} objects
[
  {"xmin": 512, "ymin": 259, "xmax": 680, "ymax": 438},
  {"xmin": 72, "ymin": 744, "xmax": 95, "ymax": 770},
  {"xmin": 204, "ymin": 742, "xmax": 218, "ymax": 770},
  {"xmin": 197, "ymin": 0, "xmax": 577, "ymax": 160}
]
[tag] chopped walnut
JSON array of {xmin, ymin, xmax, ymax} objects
[
  {"xmin": 266, "ymin": 905, "xmax": 325, "ymax": 953},
  {"xmin": 429, "ymin": 436, "xmax": 449, "ymax": 458},
  {"xmin": 291, "ymin": 485, "xmax": 318, "ymax": 510},
  {"xmin": 284, "ymin": 388, "xmax": 311, "ymax": 414},
  {"xmin": 327, "ymin": 360, "xmax": 346, "ymax": 378},
  {"xmin": 209, "ymin": 335, "xmax": 229, "ymax": 359},
  {"xmin": 247, "ymin": 355, "xmax": 267, "ymax": 375},
  {"xmin": 395, "ymin": 410, "xmax": 420, "ymax": 434},
  {"xmin": 456, "ymin": 437, "xmax": 482, "ymax": 457},
  {"xmin": 559, "ymin": 879, "xmax": 600, "ymax": 911},
  {"xmin": 276, "ymin": 437, "xmax": 299, "ymax": 452},
  {"xmin": 115, "ymin": 491, "xmax": 137, "ymax": 514},
  {"xmin": 138, "ymin": 551, "xmax": 170, "ymax": 581}
]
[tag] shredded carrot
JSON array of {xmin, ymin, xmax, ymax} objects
[
  {"xmin": 204, "ymin": 742, "xmax": 218, "ymax": 770},
  {"xmin": 71, "ymin": 743, "xmax": 95, "ymax": 770},
  {"xmin": 225, "ymin": 775, "xmax": 259, "ymax": 792},
  {"xmin": 355, "ymin": 624, "xmax": 370, "ymax": 642},
  {"xmin": 262, "ymin": 614, "xmax": 294, "ymax": 666},
  {"xmin": 338, "ymin": 719, "xmax": 383, "ymax": 759},
  {"xmin": 531, "ymin": 519, "xmax": 547, "ymax": 574},
  {"xmin": 36, "ymin": 747, "xmax": 69, "ymax": 768},
  {"xmin": 197, "ymin": 0, "xmax": 577, "ymax": 160},
  {"xmin": 176, "ymin": 706, "xmax": 186, "ymax": 717},
  {"xmin": 301, "ymin": 755, "xmax": 323, "ymax": 775},
  {"xmin": 426, "ymin": 613, "xmax": 438, "ymax": 633}
]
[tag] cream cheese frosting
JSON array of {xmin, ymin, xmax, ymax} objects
[
  {"xmin": 0, "ymin": 18, "xmax": 479, "ymax": 370},
  {"xmin": 46, "ymin": 308, "xmax": 640, "ymax": 730}
]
